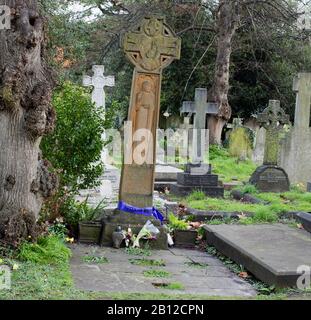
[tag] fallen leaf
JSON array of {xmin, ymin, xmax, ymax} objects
[{"xmin": 238, "ymin": 272, "xmax": 249, "ymax": 279}]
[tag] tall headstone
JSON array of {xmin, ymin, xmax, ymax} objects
[
  {"xmin": 180, "ymin": 89, "xmax": 218, "ymax": 164},
  {"xmin": 170, "ymin": 88, "xmax": 224, "ymax": 198},
  {"xmin": 293, "ymin": 73, "xmax": 311, "ymax": 129},
  {"xmin": 279, "ymin": 73, "xmax": 311, "ymax": 185},
  {"xmin": 119, "ymin": 17, "xmax": 181, "ymax": 208},
  {"xmin": 101, "ymin": 17, "xmax": 181, "ymax": 249},
  {"xmin": 81, "ymin": 65, "xmax": 120, "ymax": 203},
  {"xmin": 250, "ymin": 100, "xmax": 290, "ymax": 192},
  {"xmin": 83, "ymin": 65, "xmax": 115, "ymax": 164}
]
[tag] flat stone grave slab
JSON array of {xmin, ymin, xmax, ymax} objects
[
  {"xmin": 204, "ymin": 224, "xmax": 311, "ymax": 288},
  {"xmin": 296, "ymin": 212, "xmax": 311, "ymax": 233},
  {"xmin": 70, "ymin": 244, "xmax": 256, "ymax": 298}
]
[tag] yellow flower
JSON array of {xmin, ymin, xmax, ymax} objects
[
  {"xmin": 66, "ymin": 237, "xmax": 74, "ymax": 244},
  {"xmin": 12, "ymin": 264, "xmax": 19, "ymax": 271}
]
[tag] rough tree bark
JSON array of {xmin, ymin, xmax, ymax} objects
[
  {"xmin": 208, "ymin": 0, "xmax": 239, "ymax": 145},
  {"xmin": 0, "ymin": 0, "xmax": 58, "ymax": 244}
]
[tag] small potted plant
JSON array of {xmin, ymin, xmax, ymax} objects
[
  {"xmin": 168, "ymin": 213, "xmax": 198, "ymax": 248},
  {"xmin": 78, "ymin": 199, "xmax": 106, "ymax": 244}
]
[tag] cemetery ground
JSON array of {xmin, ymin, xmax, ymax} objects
[{"xmin": 0, "ymin": 147, "xmax": 310, "ymax": 301}]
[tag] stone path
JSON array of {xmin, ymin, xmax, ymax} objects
[
  {"xmin": 70, "ymin": 244, "xmax": 256, "ymax": 297},
  {"xmin": 204, "ymin": 224, "xmax": 311, "ymax": 288}
]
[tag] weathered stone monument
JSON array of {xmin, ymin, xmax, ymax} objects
[
  {"xmin": 101, "ymin": 17, "xmax": 181, "ymax": 248},
  {"xmin": 82, "ymin": 65, "xmax": 120, "ymax": 201},
  {"xmin": 170, "ymin": 88, "xmax": 224, "ymax": 197},
  {"xmin": 279, "ymin": 73, "xmax": 311, "ymax": 185},
  {"xmin": 250, "ymin": 100, "xmax": 290, "ymax": 192}
]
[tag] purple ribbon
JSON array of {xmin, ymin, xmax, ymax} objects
[{"xmin": 118, "ymin": 201, "xmax": 164, "ymax": 224}]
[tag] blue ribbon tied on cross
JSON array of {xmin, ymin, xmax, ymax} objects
[{"xmin": 117, "ymin": 201, "xmax": 164, "ymax": 225}]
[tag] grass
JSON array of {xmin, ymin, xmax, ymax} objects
[
  {"xmin": 0, "ymin": 236, "xmax": 310, "ymax": 300},
  {"xmin": 18, "ymin": 235, "xmax": 71, "ymax": 264},
  {"xmin": 82, "ymin": 255, "xmax": 109, "ymax": 264},
  {"xmin": 208, "ymin": 145, "xmax": 256, "ymax": 183},
  {"xmin": 185, "ymin": 261, "xmax": 209, "ymax": 269},
  {"xmin": 129, "ymin": 258, "xmax": 166, "ymax": 267},
  {"xmin": 125, "ymin": 247, "xmax": 152, "ymax": 257},
  {"xmin": 185, "ymin": 187, "xmax": 311, "ymax": 224},
  {"xmin": 143, "ymin": 269, "xmax": 171, "ymax": 278},
  {"xmin": 153, "ymin": 282, "xmax": 185, "ymax": 291}
]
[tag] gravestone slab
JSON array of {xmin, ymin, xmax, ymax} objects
[
  {"xmin": 204, "ymin": 224, "xmax": 311, "ymax": 288},
  {"xmin": 70, "ymin": 244, "xmax": 256, "ymax": 297},
  {"xmin": 155, "ymin": 164, "xmax": 183, "ymax": 182},
  {"xmin": 170, "ymin": 164, "xmax": 224, "ymax": 198},
  {"xmin": 308, "ymin": 183, "xmax": 311, "ymax": 192},
  {"xmin": 250, "ymin": 100, "xmax": 290, "ymax": 192},
  {"xmin": 279, "ymin": 74, "xmax": 311, "ymax": 185},
  {"xmin": 249, "ymin": 165, "xmax": 290, "ymax": 193},
  {"xmin": 296, "ymin": 212, "xmax": 311, "ymax": 233}
]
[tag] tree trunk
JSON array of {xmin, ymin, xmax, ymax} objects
[
  {"xmin": 208, "ymin": 0, "xmax": 238, "ymax": 145},
  {"xmin": 0, "ymin": 0, "xmax": 57, "ymax": 244}
]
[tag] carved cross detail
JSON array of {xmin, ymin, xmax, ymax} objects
[
  {"xmin": 257, "ymin": 100, "xmax": 290, "ymax": 165},
  {"xmin": 123, "ymin": 17, "xmax": 181, "ymax": 73}
]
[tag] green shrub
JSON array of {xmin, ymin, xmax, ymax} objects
[
  {"xmin": 18, "ymin": 236, "xmax": 71, "ymax": 265},
  {"xmin": 168, "ymin": 213, "xmax": 188, "ymax": 231},
  {"xmin": 41, "ymin": 82, "xmax": 105, "ymax": 192},
  {"xmin": 60, "ymin": 197, "xmax": 106, "ymax": 227}
]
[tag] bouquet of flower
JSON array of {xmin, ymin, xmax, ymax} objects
[{"xmin": 132, "ymin": 221, "xmax": 160, "ymax": 248}]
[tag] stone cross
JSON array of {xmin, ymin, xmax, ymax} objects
[
  {"xmin": 83, "ymin": 65, "xmax": 115, "ymax": 110},
  {"xmin": 257, "ymin": 100, "xmax": 290, "ymax": 165},
  {"xmin": 83, "ymin": 65, "xmax": 115, "ymax": 164},
  {"xmin": 119, "ymin": 17, "xmax": 181, "ymax": 208},
  {"xmin": 293, "ymin": 73, "xmax": 311, "ymax": 129},
  {"xmin": 181, "ymin": 88, "xmax": 218, "ymax": 163}
]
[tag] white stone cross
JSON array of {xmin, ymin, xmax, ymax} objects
[
  {"xmin": 83, "ymin": 65, "xmax": 115, "ymax": 164},
  {"xmin": 83, "ymin": 65, "xmax": 115, "ymax": 110}
]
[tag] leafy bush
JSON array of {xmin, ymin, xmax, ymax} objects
[
  {"xmin": 18, "ymin": 235, "xmax": 71, "ymax": 265},
  {"xmin": 41, "ymin": 81, "xmax": 105, "ymax": 192},
  {"xmin": 60, "ymin": 197, "xmax": 106, "ymax": 228},
  {"xmin": 48, "ymin": 219, "xmax": 68, "ymax": 238},
  {"xmin": 168, "ymin": 213, "xmax": 188, "ymax": 231}
]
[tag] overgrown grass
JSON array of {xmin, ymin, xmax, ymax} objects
[
  {"xmin": 208, "ymin": 146, "xmax": 256, "ymax": 183},
  {"xmin": 18, "ymin": 235, "xmax": 71, "ymax": 265},
  {"xmin": 185, "ymin": 188, "xmax": 311, "ymax": 223}
]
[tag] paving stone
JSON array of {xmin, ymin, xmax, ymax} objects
[
  {"xmin": 204, "ymin": 224, "xmax": 311, "ymax": 288},
  {"xmin": 70, "ymin": 244, "xmax": 257, "ymax": 297}
]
